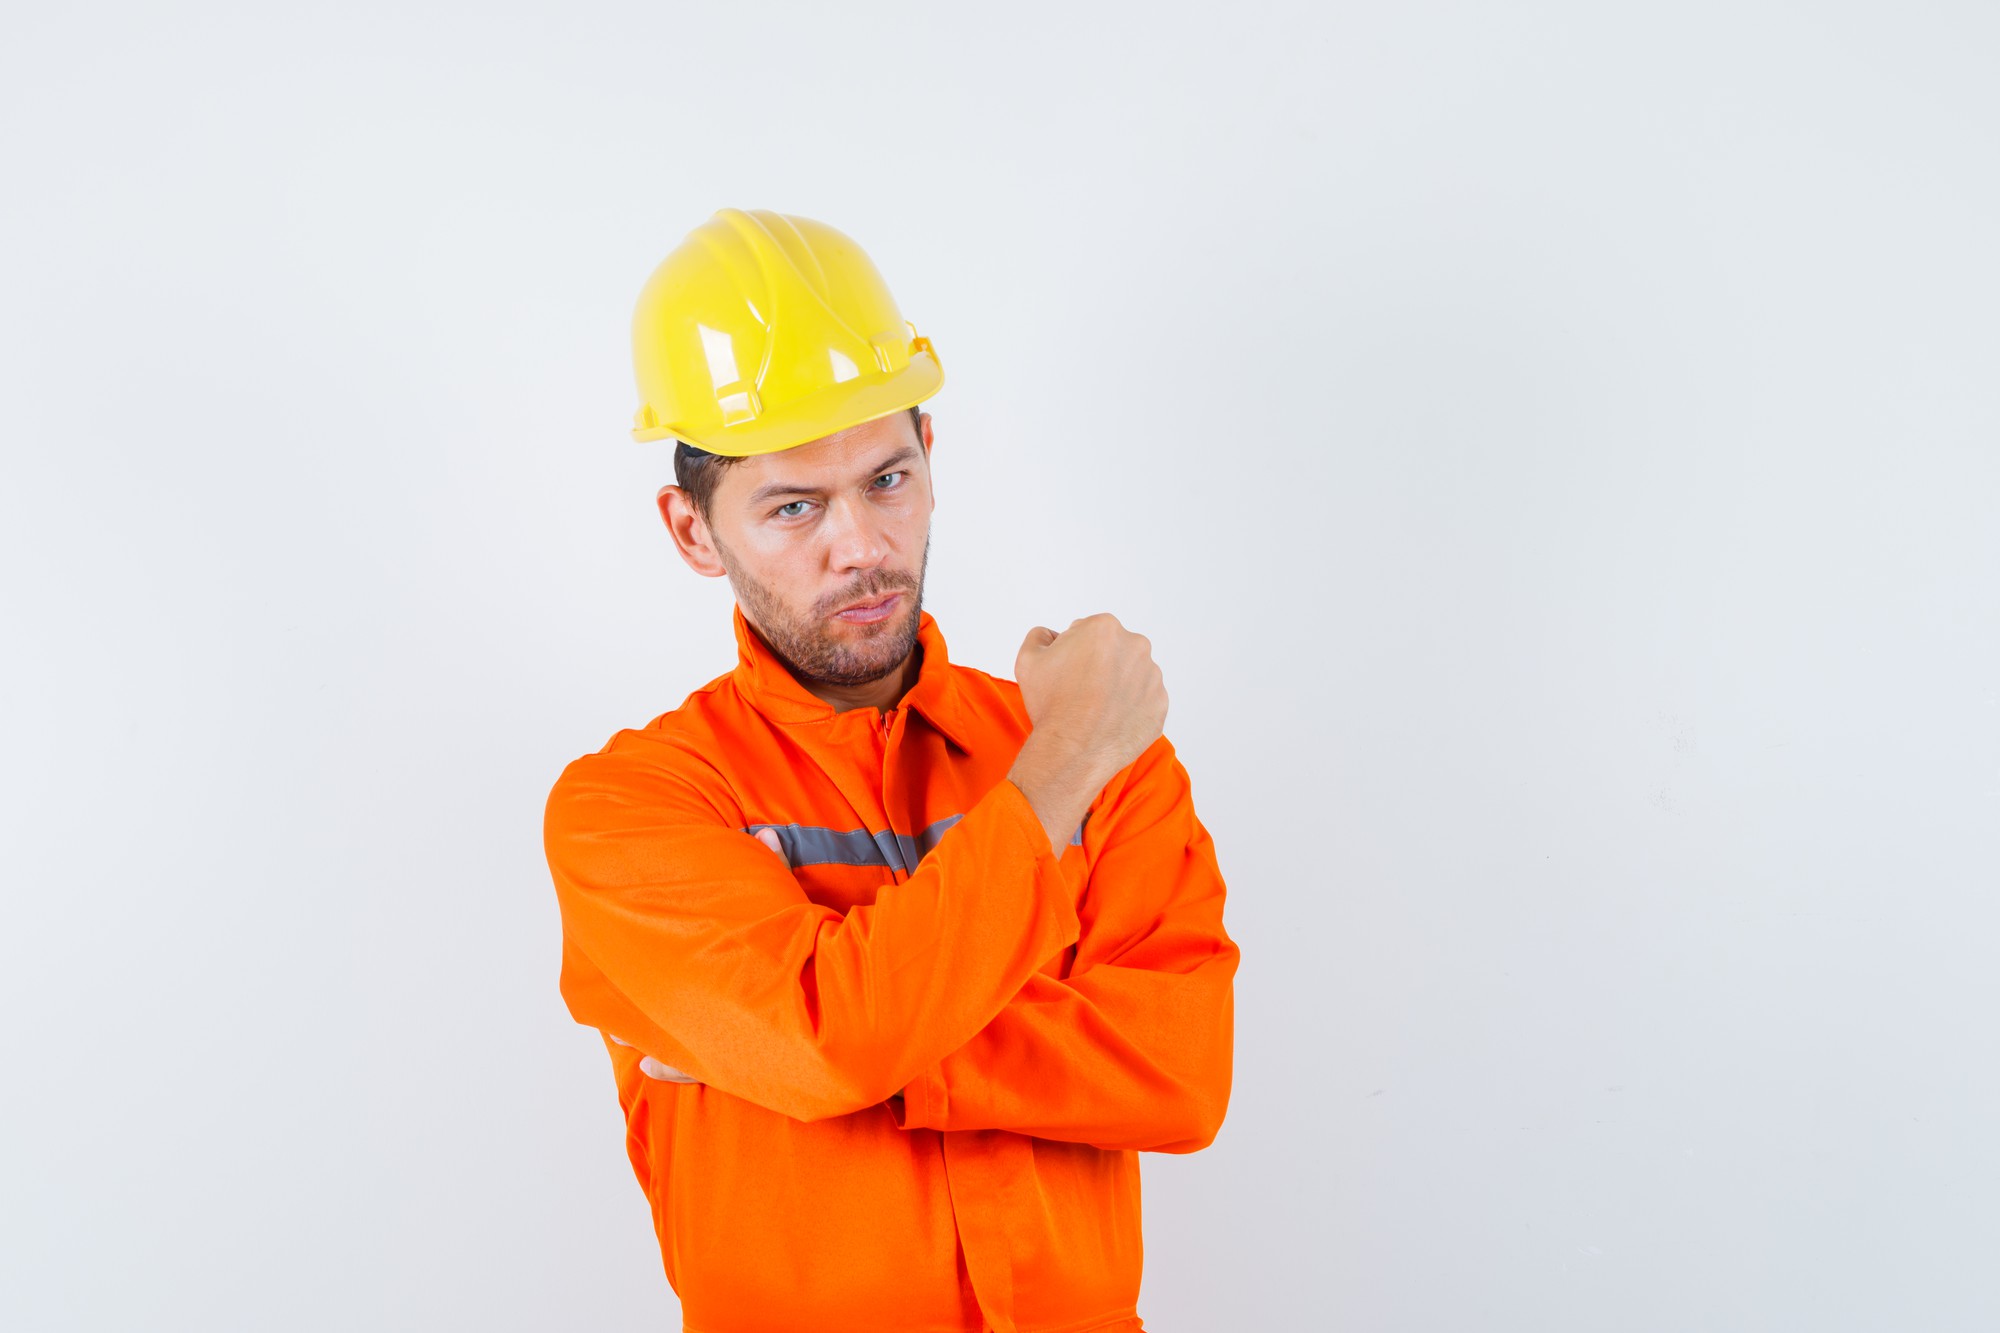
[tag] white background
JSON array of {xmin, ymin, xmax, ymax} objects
[{"xmin": 4, "ymin": 2, "xmax": 1997, "ymax": 1329}]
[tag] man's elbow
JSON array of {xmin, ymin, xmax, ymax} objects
[
  {"xmin": 1151, "ymin": 986, "xmax": 1236, "ymax": 1153},
  {"xmin": 1152, "ymin": 1084, "xmax": 1232, "ymax": 1154},
  {"xmin": 1098, "ymin": 1077, "xmax": 1231, "ymax": 1155}
]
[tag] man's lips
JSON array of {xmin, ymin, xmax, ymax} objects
[{"xmin": 832, "ymin": 591, "xmax": 902, "ymax": 621}]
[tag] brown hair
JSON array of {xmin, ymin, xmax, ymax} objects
[{"xmin": 674, "ymin": 404, "xmax": 924, "ymax": 525}]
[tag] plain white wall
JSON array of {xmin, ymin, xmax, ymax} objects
[{"xmin": 3, "ymin": 2, "xmax": 1996, "ymax": 1329}]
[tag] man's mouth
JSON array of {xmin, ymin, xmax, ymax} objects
[{"xmin": 832, "ymin": 591, "xmax": 902, "ymax": 624}]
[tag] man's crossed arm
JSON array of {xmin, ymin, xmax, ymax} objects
[{"xmin": 610, "ymin": 736, "xmax": 1239, "ymax": 1154}]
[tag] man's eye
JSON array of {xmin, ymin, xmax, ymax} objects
[
  {"xmin": 776, "ymin": 500, "xmax": 810, "ymax": 518},
  {"xmin": 873, "ymin": 471, "xmax": 905, "ymax": 490}
]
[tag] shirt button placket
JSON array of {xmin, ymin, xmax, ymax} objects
[
  {"xmin": 940, "ymin": 1130, "xmax": 1033, "ymax": 1333},
  {"xmin": 878, "ymin": 705, "xmax": 906, "ymax": 878},
  {"xmin": 880, "ymin": 703, "xmax": 1018, "ymax": 1328}
]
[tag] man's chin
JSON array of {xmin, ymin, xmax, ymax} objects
[{"xmin": 803, "ymin": 654, "xmax": 901, "ymax": 688}]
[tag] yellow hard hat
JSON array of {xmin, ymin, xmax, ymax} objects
[{"xmin": 629, "ymin": 207, "xmax": 944, "ymax": 457}]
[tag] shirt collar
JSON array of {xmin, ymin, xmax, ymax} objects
[{"xmin": 729, "ymin": 601, "xmax": 975, "ymax": 752}]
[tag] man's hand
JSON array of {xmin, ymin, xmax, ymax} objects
[
  {"xmin": 1013, "ymin": 613, "xmax": 1167, "ymax": 779},
  {"xmin": 1009, "ymin": 613, "xmax": 1168, "ymax": 854},
  {"xmin": 751, "ymin": 826, "xmax": 787, "ymax": 866},
  {"xmin": 608, "ymin": 1033, "xmax": 702, "ymax": 1083},
  {"xmin": 609, "ymin": 827, "xmax": 794, "ymax": 1085}
]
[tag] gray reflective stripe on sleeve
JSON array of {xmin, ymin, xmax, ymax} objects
[{"xmin": 743, "ymin": 810, "xmax": 1084, "ymax": 869}]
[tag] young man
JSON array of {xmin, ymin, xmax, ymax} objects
[{"xmin": 543, "ymin": 208, "xmax": 1238, "ymax": 1333}]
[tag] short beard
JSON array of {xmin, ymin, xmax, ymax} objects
[{"xmin": 718, "ymin": 534, "xmax": 930, "ymax": 688}]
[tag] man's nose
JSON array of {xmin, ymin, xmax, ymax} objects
[{"xmin": 822, "ymin": 496, "xmax": 891, "ymax": 571}]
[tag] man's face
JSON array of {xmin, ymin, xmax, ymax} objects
[{"xmin": 695, "ymin": 412, "xmax": 935, "ymax": 689}]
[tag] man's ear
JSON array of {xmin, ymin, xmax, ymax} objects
[{"xmin": 657, "ymin": 485, "xmax": 728, "ymax": 578}]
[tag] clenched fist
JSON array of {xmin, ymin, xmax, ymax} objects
[{"xmin": 1013, "ymin": 612, "xmax": 1168, "ymax": 791}]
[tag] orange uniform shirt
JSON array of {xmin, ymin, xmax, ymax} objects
[{"xmin": 543, "ymin": 604, "xmax": 1239, "ymax": 1333}]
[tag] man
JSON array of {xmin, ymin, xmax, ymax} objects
[{"xmin": 543, "ymin": 207, "xmax": 1239, "ymax": 1333}]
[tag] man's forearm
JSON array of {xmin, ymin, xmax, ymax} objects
[
  {"xmin": 1006, "ymin": 732, "xmax": 1114, "ymax": 856},
  {"xmin": 896, "ymin": 735, "xmax": 1238, "ymax": 1151}
]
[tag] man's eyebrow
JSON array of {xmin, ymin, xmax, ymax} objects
[{"xmin": 743, "ymin": 447, "xmax": 922, "ymax": 508}]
